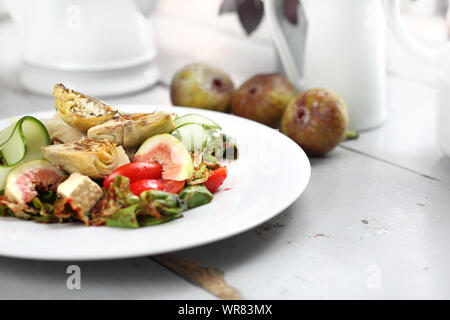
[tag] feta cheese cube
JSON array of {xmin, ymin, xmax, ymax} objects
[{"xmin": 57, "ymin": 172, "xmax": 103, "ymax": 213}]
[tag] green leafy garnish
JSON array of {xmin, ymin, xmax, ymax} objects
[
  {"xmin": 179, "ymin": 185, "xmax": 213, "ymax": 209},
  {"xmin": 139, "ymin": 213, "xmax": 183, "ymax": 226},
  {"xmin": 106, "ymin": 204, "xmax": 139, "ymax": 229},
  {"xmin": 95, "ymin": 176, "xmax": 138, "ymax": 217},
  {"xmin": 139, "ymin": 190, "xmax": 187, "ymax": 216},
  {"xmin": 97, "ymin": 177, "xmax": 187, "ymax": 228}
]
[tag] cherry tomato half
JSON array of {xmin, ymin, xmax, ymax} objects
[
  {"xmin": 203, "ymin": 166, "xmax": 227, "ymax": 193},
  {"xmin": 160, "ymin": 179, "xmax": 185, "ymax": 194},
  {"xmin": 129, "ymin": 179, "xmax": 164, "ymax": 196},
  {"xmin": 103, "ymin": 161, "xmax": 162, "ymax": 189}
]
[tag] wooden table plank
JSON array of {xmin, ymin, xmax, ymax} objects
[{"xmin": 163, "ymin": 147, "xmax": 450, "ymax": 299}]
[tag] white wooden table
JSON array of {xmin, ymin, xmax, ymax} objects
[{"xmin": 0, "ymin": 0, "xmax": 449, "ymax": 299}]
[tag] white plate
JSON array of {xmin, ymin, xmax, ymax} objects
[{"xmin": 0, "ymin": 105, "xmax": 310, "ymax": 261}]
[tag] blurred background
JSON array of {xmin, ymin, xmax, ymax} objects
[
  {"xmin": 0, "ymin": 0, "xmax": 449, "ymax": 300},
  {"xmin": 0, "ymin": 0, "xmax": 448, "ymax": 109}
]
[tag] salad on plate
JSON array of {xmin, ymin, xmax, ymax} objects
[{"xmin": 0, "ymin": 84, "xmax": 238, "ymax": 228}]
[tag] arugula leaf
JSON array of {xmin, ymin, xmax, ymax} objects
[
  {"xmin": 99, "ymin": 189, "xmax": 186, "ymax": 228},
  {"xmin": 105, "ymin": 204, "xmax": 139, "ymax": 229},
  {"xmin": 140, "ymin": 190, "xmax": 187, "ymax": 216},
  {"xmin": 40, "ymin": 191, "xmax": 57, "ymax": 203},
  {"xmin": 179, "ymin": 185, "xmax": 214, "ymax": 209},
  {"xmin": 95, "ymin": 176, "xmax": 138, "ymax": 217},
  {"xmin": 139, "ymin": 212, "xmax": 183, "ymax": 226}
]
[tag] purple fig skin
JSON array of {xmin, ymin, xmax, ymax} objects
[
  {"xmin": 170, "ymin": 63, "xmax": 234, "ymax": 112},
  {"xmin": 281, "ymin": 88, "xmax": 349, "ymax": 156},
  {"xmin": 231, "ymin": 74, "xmax": 297, "ymax": 128}
]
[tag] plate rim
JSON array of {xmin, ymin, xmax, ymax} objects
[{"xmin": 0, "ymin": 105, "xmax": 311, "ymax": 261}]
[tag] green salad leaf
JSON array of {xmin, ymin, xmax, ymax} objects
[
  {"xmin": 106, "ymin": 204, "xmax": 140, "ymax": 229},
  {"xmin": 95, "ymin": 176, "xmax": 138, "ymax": 217},
  {"xmin": 139, "ymin": 212, "xmax": 183, "ymax": 226},
  {"xmin": 179, "ymin": 185, "xmax": 213, "ymax": 209},
  {"xmin": 139, "ymin": 190, "xmax": 187, "ymax": 216},
  {"xmin": 97, "ymin": 177, "xmax": 187, "ymax": 228}
]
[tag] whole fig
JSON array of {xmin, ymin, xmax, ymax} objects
[
  {"xmin": 231, "ymin": 74, "xmax": 296, "ymax": 128},
  {"xmin": 170, "ymin": 63, "xmax": 234, "ymax": 112},
  {"xmin": 281, "ymin": 88, "xmax": 349, "ymax": 156}
]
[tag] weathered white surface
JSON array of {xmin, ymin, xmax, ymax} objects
[
  {"xmin": 343, "ymin": 76, "xmax": 450, "ymax": 183},
  {"xmin": 0, "ymin": 257, "xmax": 214, "ymax": 299},
  {"xmin": 172, "ymin": 148, "xmax": 450, "ymax": 299},
  {"xmin": 0, "ymin": 0, "xmax": 449, "ymax": 299}
]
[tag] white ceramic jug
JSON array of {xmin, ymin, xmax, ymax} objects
[
  {"xmin": 2, "ymin": 0, "xmax": 159, "ymax": 96},
  {"xmin": 384, "ymin": 0, "xmax": 450, "ymax": 158},
  {"xmin": 264, "ymin": 0, "xmax": 387, "ymax": 131}
]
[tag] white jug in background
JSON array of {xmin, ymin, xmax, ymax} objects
[
  {"xmin": 2, "ymin": 0, "xmax": 159, "ymax": 96},
  {"xmin": 265, "ymin": 0, "xmax": 387, "ymax": 131},
  {"xmin": 384, "ymin": 0, "xmax": 450, "ymax": 158}
]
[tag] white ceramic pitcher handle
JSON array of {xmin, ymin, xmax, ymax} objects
[
  {"xmin": 383, "ymin": 0, "xmax": 450, "ymax": 66},
  {"xmin": 264, "ymin": 0, "xmax": 303, "ymax": 91}
]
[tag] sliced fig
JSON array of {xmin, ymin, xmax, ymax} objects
[
  {"xmin": 4, "ymin": 159, "xmax": 64, "ymax": 204},
  {"xmin": 134, "ymin": 134, "xmax": 193, "ymax": 181}
]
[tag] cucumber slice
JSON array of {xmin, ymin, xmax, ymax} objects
[
  {"xmin": 0, "ymin": 116, "xmax": 51, "ymax": 190},
  {"xmin": 172, "ymin": 114, "xmax": 221, "ymax": 131},
  {"xmin": 172, "ymin": 123, "xmax": 213, "ymax": 152}
]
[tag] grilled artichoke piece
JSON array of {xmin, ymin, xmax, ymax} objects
[
  {"xmin": 41, "ymin": 115, "xmax": 86, "ymax": 144},
  {"xmin": 87, "ymin": 111, "xmax": 175, "ymax": 148},
  {"xmin": 42, "ymin": 138, "xmax": 130, "ymax": 179},
  {"xmin": 53, "ymin": 84, "xmax": 118, "ymax": 131}
]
